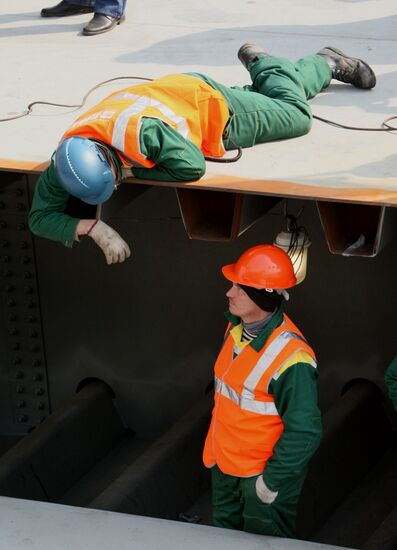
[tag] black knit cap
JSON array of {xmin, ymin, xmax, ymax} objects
[{"xmin": 240, "ymin": 284, "xmax": 284, "ymax": 312}]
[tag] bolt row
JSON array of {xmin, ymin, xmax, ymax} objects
[{"xmin": 0, "ymin": 185, "xmax": 49, "ymax": 429}]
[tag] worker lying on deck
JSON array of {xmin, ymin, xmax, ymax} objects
[
  {"xmin": 203, "ymin": 244, "xmax": 321, "ymax": 538},
  {"xmin": 28, "ymin": 44, "xmax": 375, "ymax": 264}
]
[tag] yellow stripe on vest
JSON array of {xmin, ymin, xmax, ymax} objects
[{"xmin": 273, "ymin": 350, "xmax": 317, "ymax": 380}]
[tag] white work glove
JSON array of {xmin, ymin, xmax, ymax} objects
[
  {"xmin": 255, "ymin": 475, "xmax": 278, "ymax": 504},
  {"xmin": 89, "ymin": 220, "xmax": 131, "ymax": 265}
]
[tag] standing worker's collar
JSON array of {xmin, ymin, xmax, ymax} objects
[{"xmin": 224, "ymin": 305, "xmax": 284, "ymax": 352}]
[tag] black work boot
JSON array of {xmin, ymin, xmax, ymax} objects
[
  {"xmin": 317, "ymin": 47, "xmax": 376, "ymax": 89},
  {"xmin": 237, "ymin": 43, "xmax": 269, "ymax": 70}
]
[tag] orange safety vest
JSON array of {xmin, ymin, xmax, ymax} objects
[
  {"xmin": 63, "ymin": 74, "xmax": 230, "ymax": 168},
  {"xmin": 203, "ymin": 314, "xmax": 316, "ymax": 477}
]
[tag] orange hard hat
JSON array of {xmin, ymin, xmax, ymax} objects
[{"xmin": 222, "ymin": 244, "xmax": 296, "ymax": 289}]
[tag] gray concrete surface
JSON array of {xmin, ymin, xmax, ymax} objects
[
  {"xmin": 0, "ymin": 496, "xmax": 353, "ymax": 550},
  {"xmin": 0, "ymin": 1, "xmax": 396, "ymax": 204}
]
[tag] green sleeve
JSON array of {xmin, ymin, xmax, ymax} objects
[
  {"xmin": 131, "ymin": 118, "xmax": 206, "ymax": 182},
  {"xmin": 29, "ymin": 119, "xmax": 206, "ymax": 245},
  {"xmin": 263, "ymin": 363, "xmax": 322, "ymax": 492},
  {"xmin": 385, "ymin": 355, "xmax": 397, "ymax": 411},
  {"xmin": 28, "ymin": 160, "xmax": 79, "ymax": 248}
]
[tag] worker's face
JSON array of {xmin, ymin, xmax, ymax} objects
[{"xmin": 226, "ymin": 283, "xmax": 261, "ymax": 319}]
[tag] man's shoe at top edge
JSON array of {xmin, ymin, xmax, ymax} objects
[
  {"xmin": 237, "ymin": 43, "xmax": 269, "ymax": 70},
  {"xmin": 82, "ymin": 13, "xmax": 125, "ymax": 36},
  {"xmin": 317, "ymin": 47, "xmax": 376, "ymax": 89},
  {"xmin": 41, "ymin": 0, "xmax": 94, "ymax": 17}
]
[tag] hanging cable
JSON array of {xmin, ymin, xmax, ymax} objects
[
  {"xmin": 204, "ymin": 138, "xmax": 242, "ymax": 163},
  {"xmin": 275, "ymin": 201, "xmax": 311, "ymax": 280},
  {"xmin": 284, "ymin": 206, "xmax": 310, "ymax": 275}
]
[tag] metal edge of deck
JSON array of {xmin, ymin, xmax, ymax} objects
[{"xmin": 1, "ymin": 158, "xmax": 396, "ymax": 208}]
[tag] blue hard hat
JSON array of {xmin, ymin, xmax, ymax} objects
[{"xmin": 54, "ymin": 137, "xmax": 115, "ymax": 205}]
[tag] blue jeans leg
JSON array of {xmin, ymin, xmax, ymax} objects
[
  {"xmin": 70, "ymin": 0, "xmax": 126, "ymax": 17},
  {"xmin": 68, "ymin": 0, "xmax": 94, "ymax": 6}
]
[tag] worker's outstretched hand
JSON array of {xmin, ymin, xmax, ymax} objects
[
  {"xmin": 89, "ymin": 220, "xmax": 131, "ymax": 264},
  {"xmin": 255, "ymin": 475, "xmax": 278, "ymax": 504}
]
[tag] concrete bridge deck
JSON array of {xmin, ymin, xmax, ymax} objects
[{"xmin": 1, "ymin": 0, "xmax": 396, "ymax": 205}]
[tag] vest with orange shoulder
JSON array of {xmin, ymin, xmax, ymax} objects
[
  {"xmin": 63, "ymin": 74, "xmax": 230, "ymax": 168},
  {"xmin": 202, "ymin": 313, "xmax": 316, "ymax": 478}
]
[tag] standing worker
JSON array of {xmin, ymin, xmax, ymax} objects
[
  {"xmin": 40, "ymin": 0, "xmax": 126, "ymax": 35},
  {"xmin": 29, "ymin": 43, "xmax": 375, "ymax": 263},
  {"xmin": 203, "ymin": 245, "xmax": 321, "ymax": 538}
]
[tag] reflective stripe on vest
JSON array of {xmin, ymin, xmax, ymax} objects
[
  {"xmin": 214, "ymin": 376, "xmax": 278, "ymax": 415},
  {"xmin": 63, "ymin": 74, "xmax": 230, "ymax": 169},
  {"xmin": 243, "ymin": 330, "xmax": 308, "ymax": 394},
  {"xmin": 111, "ymin": 92, "xmax": 190, "ymax": 154},
  {"xmin": 215, "ymin": 330, "xmax": 306, "ymax": 413}
]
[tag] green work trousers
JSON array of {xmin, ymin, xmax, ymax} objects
[
  {"xmin": 211, "ymin": 465, "xmax": 307, "ymax": 538},
  {"xmin": 190, "ymin": 54, "xmax": 332, "ymax": 150}
]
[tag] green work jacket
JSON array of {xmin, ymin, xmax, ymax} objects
[
  {"xmin": 28, "ymin": 72, "xmax": 249, "ymax": 247},
  {"xmin": 28, "ymin": 115, "xmax": 210, "ymax": 247}
]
